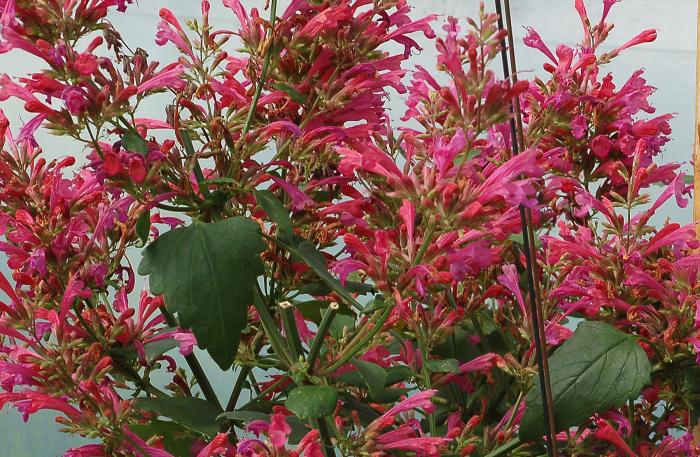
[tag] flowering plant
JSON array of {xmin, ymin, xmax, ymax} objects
[{"xmin": 0, "ymin": 0, "xmax": 698, "ymax": 456}]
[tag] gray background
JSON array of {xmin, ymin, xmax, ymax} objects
[{"xmin": 0, "ymin": 1, "xmax": 696, "ymax": 454}]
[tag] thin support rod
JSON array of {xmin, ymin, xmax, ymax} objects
[
  {"xmin": 494, "ymin": 1, "xmax": 558, "ymax": 455},
  {"xmin": 693, "ymin": 0, "xmax": 700, "ymax": 445}
]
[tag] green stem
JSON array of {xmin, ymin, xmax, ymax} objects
[
  {"xmin": 280, "ymin": 301, "xmax": 304, "ymax": 362},
  {"xmin": 307, "ymin": 302, "xmax": 339, "ymax": 370},
  {"xmin": 158, "ymin": 305, "xmax": 222, "ymax": 410},
  {"xmin": 225, "ymin": 366, "xmax": 252, "ymax": 412},
  {"xmin": 238, "ymin": 375, "xmax": 289, "ymax": 410},
  {"xmin": 414, "ymin": 222, "xmax": 436, "ymax": 265},
  {"xmin": 484, "ymin": 438, "xmax": 522, "ymax": 457},
  {"xmin": 315, "ymin": 417, "xmax": 336, "ymax": 457},
  {"xmin": 320, "ymin": 305, "xmax": 392, "ymax": 376},
  {"xmin": 180, "ymin": 129, "xmax": 211, "ymax": 199},
  {"xmin": 241, "ymin": 0, "xmax": 278, "ymax": 137},
  {"xmin": 253, "ymin": 284, "xmax": 292, "ymax": 367}
]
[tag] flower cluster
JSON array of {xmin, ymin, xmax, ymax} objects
[{"xmin": 0, "ymin": 0, "xmax": 698, "ymax": 456}]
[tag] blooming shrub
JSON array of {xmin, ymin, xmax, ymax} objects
[{"xmin": 0, "ymin": 0, "xmax": 697, "ymax": 456}]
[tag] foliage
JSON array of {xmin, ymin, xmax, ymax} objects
[{"xmin": 0, "ymin": 0, "xmax": 697, "ymax": 456}]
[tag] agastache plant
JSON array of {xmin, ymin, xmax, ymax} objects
[{"xmin": 0, "ymin": 0, "xmax": 697, "ymax": 456}]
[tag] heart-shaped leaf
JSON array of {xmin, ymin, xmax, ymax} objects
[
  {"xmin": 285, "ymin": 386, "xmax": 338, "ymax": 419},
  {"xmin": 519, "ymin": 321, "xmax": 651, "ymax": 442},
  {"xmin": 139, "ymin": 217, "xmax": 265, "ymax": 369},
  {"xmin": 135, "ymin": 396, "xmax": 222, "ymax": 438}
]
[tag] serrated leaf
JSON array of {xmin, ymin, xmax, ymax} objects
[
  {"xmin": 273, "ymin": 238, "xmax": 362, "ymax": 310},
  {"xmin": 139, "ymin": 217, "xmax": 265, "ymax": 369},
  {"xmin": 136, "ymin": 210, "xmax": 151, "ymax": 246},
  {"xmin": 135, "ymin": 396, "xmax": 222, "ymax": 438},
  {"xmin": 255, "ymin": 190, "xmax": 293, "ymax": 240},
  {"xmin": 285, "ymin": 386, "xmax": 338, "ymax": 419},
  {"xmin": 425, "ymin": 358, "xmax": 460, "ymax": 374},
  {"xmin": 122, "ymin": 130, "xmax": 149, "ymax": 155},
  {"xmin": 352, "ymin": 359, "xmax": 387, "ymax": 399},
  {"xmin": 130, "ymin": 420, "xmax": 197, "ymax": 457},
  {"xmin": 519, "ymin": 321, "xmax": 651, "ymax": 442}
]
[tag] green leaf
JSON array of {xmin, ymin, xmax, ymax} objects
[
  {"xmin": 425, "ymin": 358, "xmax": 460, "ymax": 374},
  {"xmin": 139, "ymin": 217, "xmax": 265, "ymax": 369},
  {"xmin": 130, "ymin": 420, "xmax": 198, "ymax": 457},
  {"xmin": 217, "ymin": 410, "xmax": 270, "ymax": 423},
  {"xmin": 285, "ymin": 386, "xmax": 338, "ymax": 419},
  {"xmin": 684, "ymin": 366, "xmax": 700, "ymax": 423},
  {"xmin": 296, "ymin": 300, "xmax": 353, "ymax": 325},
  {"xmin": 144, "ymin": 338, "xmax": 179, "ymax": 364},
  {"xmin": 136, "ymin": 210, "xmax": 151, "ymax": 246},
  {"xmin": 352, "ymin": 359, "xmax": 387, "ymax": 399},
  {"xmin": 519, "ymin": 321, "xmax": 651, "ymax": 442},
  {"xmin": 122, "ymin": 130, "xmax": 149, "ymax": 155},
  {"xmin": 135, "ymin": 396, "xmax": 222, "ymax": 438},
  {"xmin": 255, "ymin": 189, "xmax": 293, "ymax": 240},
  {"xmin": 270, "ymin": 82, "xmax": 306, "ymax": 104},
  {"xmin": 683, "ymin": 174, "xmax": 694, "ymax": 185},
  {"xmin": 329, "ymin": 314, "xmax": 355, "ymax": 340},
  {"xmin": 274, "ymin": 238, "xmax": 362, "ymax": 310}
]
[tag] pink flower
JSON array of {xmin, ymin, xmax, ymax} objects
[
  {"xmin": 137, "ymin": 64, "xmax": 186, "ymax": 94},
  {"xmin": 523, "ymin": 27, "xmax": 557, "ymax": 63},
  {"xmin": 196, "ymin": 433, "xmax": 235, "ymax": 457}
]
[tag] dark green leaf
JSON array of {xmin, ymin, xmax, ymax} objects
[
  {"xmin": 519, "ymin": 321, "xmax": 651, "ymax": 442},
  {"xmin": 139, "ymin": 217, "xmax": 266, "ymax": 369},
  {"xmin": 352, "ymin": 359, "xmax": 387, "ymax": 399},
  {"xmin": 285, "ymin": 386, "xmax": 338, "ymax": 419},
  {"xmin": 270, "ymin": 82, "xmax": 306, "ymax": 104},
  {"xmin": 425, "ymin": 358, "xmax": 460, "ymax": 374},
  {"xmin": 135, "ymin": 396, "xmax": 222, "ymax": 438},
  {"xmin": 329, "ymin": 314, "xmax": 355, "ymax": 340},
  {"xmin": 217, "ymin": 410, "xmax": 269, "ymax": 423},
  {"xmin": 371, "ymin": 387, "xmax": 412, "ymax": 403},
  {"xmin": 136, "ymin": 210, "xmax": 151, "ymax": 245},
  {"xmin": 122, "ymin": 130, "xmax": 149, "ymax": 155},
  {"xmin": 255, "ymin": 190, "xmax": 293, "ymax": 240},
  {"xmin": 273, "ymin": 238, "xmax": 362, "ymax": 310},
  {"xmin": 684, "ymin": 366, "xmax": 700, "ymax": 423},
  {"xmin": 144, "ymin": 338, "xmax": 179, "ymax": 364},
  {"xmin": 130, "ymin": 420, "xmax": 197, "ymax": 457},
  {"xmin": 297, "ymin": 300, "xmax": 353, "ymax": 324},
  {"xmin": 385, "ymin": 366, "xmax": 416, "ymax": 385}
]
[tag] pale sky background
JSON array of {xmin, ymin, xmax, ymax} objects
[{"xmin": 0, "ymin": 0, "xmax": 697, "ymax": 454}]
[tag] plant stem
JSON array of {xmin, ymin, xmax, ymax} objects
[
  {"xmin": 238, "ymin": 375, "xmax": 289, "ymax": 410},
  {"xmin": 320, "ymin": 305, "xmax": 392, "ymax": 375},
  {"xmin": 225, "ymin": 366, "xmax": 252, "ymax": 412},
  {"xmin": 484, "ymin": 438, "xmax": 521, "ymax": 457},
  {"xmin": 280, "ymin": 301, "xmax": 304, "ymax": 361},
  {"xmin": 158, "ymin": 305, "xmax": 222, "ymax": 410},
  {"xmin": 241, "ymin": 0, "xmax": 278, "ymax": 137},
  {"xmin": 315, "ymin": 417, "xmax": 336, "ymax": 457},
  {"xmin": 180, "ymin": 129, "xmax": 211, "ymax": 199},
  {"xmin": 253, "ymin": 284, "xmax": 292, "ymax": 367},
  {"xmin": 307, "ymin": 302, "xmax": 339, "ymax": 370}
]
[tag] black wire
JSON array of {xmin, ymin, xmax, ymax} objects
[{"xmin": 494, "ymin": 1, "xmax": 557, "ymax": 455}]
